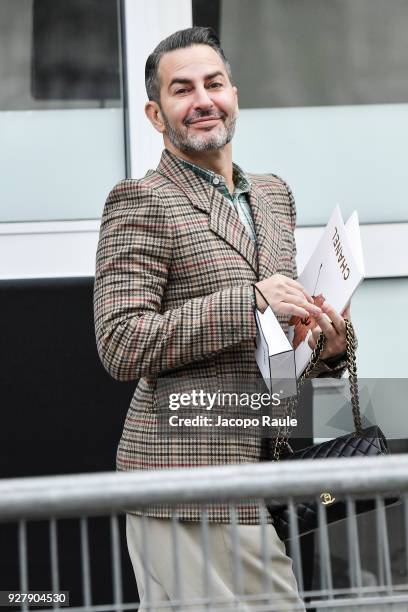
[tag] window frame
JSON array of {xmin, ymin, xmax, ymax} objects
[{"xmin": 0, "ymin": 0, "xmax": 406, "ymax": 281}]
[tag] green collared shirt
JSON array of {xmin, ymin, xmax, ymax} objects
[{"xmin": 177, "ymin": 155, "xmax": 257, "ymax": 246}]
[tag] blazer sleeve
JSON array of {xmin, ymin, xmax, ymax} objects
[
  {"xmin": 278, "ymin": 176, "xmax": 347, "ymax": 379},
  {"xmin": 93, "ymin": 181, "xmax": 257, "ymax": 381}
]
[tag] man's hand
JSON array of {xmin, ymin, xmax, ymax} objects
[
  {"xmin": 308, "ymin": 302, "xmax": 351, "ymax": 360},
  {"xmin": 255, "ymin": 274, "xmax": 323, "ymax": 319}
]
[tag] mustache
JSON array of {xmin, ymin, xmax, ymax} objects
[{"xmin": 184, "ymin": 110, "xmax": 226, "ymax": 125}]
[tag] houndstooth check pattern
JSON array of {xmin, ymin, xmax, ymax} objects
[{"xmin": 93, "ymin": 149, "xmax": 345, "ymax": 523}]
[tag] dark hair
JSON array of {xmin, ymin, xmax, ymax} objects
[{"xmin": 145, "ymin": 26, "xmax": 232, "ymax": 103}]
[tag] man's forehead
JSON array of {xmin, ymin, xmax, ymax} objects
[{"xmin": 158, "ymin": 44, "xmax": 227, "ymax": 85}]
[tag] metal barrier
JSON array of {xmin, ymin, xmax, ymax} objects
[{"xmin": 1, "ymin": 454, "xmax": 408, "ymax": 611}]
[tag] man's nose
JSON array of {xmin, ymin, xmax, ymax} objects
[{"xmin": 192, "ymin": 85, "xmax": 214, "ymax": 110}]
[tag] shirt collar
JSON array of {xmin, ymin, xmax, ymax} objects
[{"xmin": 166, "ymin": 149, "xmax": 251, "ymax": 196}]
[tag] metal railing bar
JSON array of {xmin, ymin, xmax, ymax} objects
[
  {"xmin": 171, "ymin": 513, "xmax": 182, "ymax": 610},
  {"xmin": 200, "ymin": 506, "xmax": 212, "ymax": 608},
  {"xmin": 1, "ymin": 454, "xmax": 407, "ymax": 522},
  {"xmin": 346, "ymin": 497, "xmax": 362, "ymax": 594},
  {"xmin": 110, "ymin": 514, "xmax": 123, "ymax": 612},
  {"xmin": 80, "ymin": 517, "xmax": 92, "ymax": 608},
  {"xmin": 376, "ymin": 495, "xmax": 393, "ymax": 593},
  {"xmin": 44, "ymin": 584, "xmax": 408, "ymax": 612},
  {"xmin": 317, "ymin": 499, "xmax": 333, "ymax": 597},
  {"xmin": 302, "ymin": 583, "xmax": 402, "ymax": 597},
  {"xmin": 11, "ymin": 587, "xmax": 408, "ymax": 612},
  {"xmin": 18, "ymin": 519, "xmax": 29, "ymax": 612},
  {"xmin": 229, "ymin": 503, "xmax": 244, "ymax": 601},
  {"xmin": 288, "ymin": 498, "xmax": 304, "ymax": 594},
  {"xmin": 259, "ymin": 504, "xmax": 274, "ymax": 604},
  {"xmin": 140, "ymin": 514, "xmax": 152, "ymax": 610},
  {"xmin": 49, "ymin": 518, "xmax": 60, "ymax": 609},
  {"xmin": 29, "ymin": 590, "xmax": 408, "ymax": 612},
  {"xmin": 375, "ymin": 498, "xmax": 385, "ymax": 588},
  {"xmin": 36, "ymin": 600, "xmax": 307, "ymax": 612},
  {"xmin": 307, "ymin": 593, "xmax": 408, "ymax": 608}
]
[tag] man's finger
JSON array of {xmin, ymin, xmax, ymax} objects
[
  {"xmin": 341, "ymin": 304, "xmax": 351, "ymax": 319},
  {"xmin": 286, "ymin": 288, "xmax": 310, "ymax": 301},
  {"xmin": 286, "ymin": 278, "xmax": 314, "ymax": 303},
  {"xmin": 286, "ymin": 295, "xmax": 322, "ymax": 317},
  {"xmin": 315, "ymin": 312, "xmax": 337, "ymax": 338},
  {"xmin": 279, "ymin": 302, "xmax": 310, "ymax": 319},
  {"xmin": 322, "ymin": 302, "xmax": 345, "ymax": 333},
  {"xmin": 308, "ymin": 335, "xmax": 316, "ymax": 350},
  {"xmin": 311, "ymin": 326, "xmax": 322, "ymax": 341}
]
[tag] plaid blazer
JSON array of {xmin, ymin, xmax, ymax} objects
[{"xmin": 94, "ymin": 149, "xmax": 344, "ymax": 522}]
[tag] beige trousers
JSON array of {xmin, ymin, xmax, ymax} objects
[{"xmin": 126, "ymin": 514, "xmax": 305, "ymax": 611}]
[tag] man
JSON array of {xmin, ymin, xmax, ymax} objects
[{"xmin": 94, "ymin": 27, "xmax": 349, "ymax": 611}]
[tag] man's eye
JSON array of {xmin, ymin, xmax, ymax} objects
[
  {"xmin": 209, "ymin": 82, "xmax": 222, "ymax": 88},
  {"xmin": 175, "ymin": 88, "xmax": 189, "ymax": 95}
]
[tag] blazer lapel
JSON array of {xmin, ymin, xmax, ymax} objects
[
  {"xmin": 156, "ymin": 150, "xmax": 258, "ymax": 274},
  {"xmin": 248, "ymin": 183, "xmax": 283, "ymax": 280},
  {"xmin": 208, "ymin": 186, "xmax": 258, "ymax": 275}
]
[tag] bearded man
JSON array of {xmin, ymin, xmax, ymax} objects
[{"xmin": 94, "ymin": 26, "xmax": 348, "ymax": 611}]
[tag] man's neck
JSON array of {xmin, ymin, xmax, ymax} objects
[{"xmin": 165, "ymin": 140, "xmax": 234, "ymax": 194}]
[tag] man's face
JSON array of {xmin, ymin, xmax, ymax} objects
[{"xmin": 151, "ymin": 44, "xmax": 238, "ymax": 153}]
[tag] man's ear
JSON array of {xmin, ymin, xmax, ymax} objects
[
  {"xmin": 145, "ymin": 100, "xmax": 166, "ymax": 133},
  {"xmin": 232, "ymin": 85, "xmax": 239, "ymax": 116}
]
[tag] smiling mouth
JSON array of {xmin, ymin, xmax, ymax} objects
[{"xmin": 187, "ymin": 117, "xmax": 222, "ymax": 126}]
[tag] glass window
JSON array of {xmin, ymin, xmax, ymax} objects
[
  {"xmin": 221, "ymin": 0, "xmax": 408, "ymax": 109},
  {"xmin": 0, "ymin": 0, "xmax": 126, "ymax": 222},
  {"xmin": 193, "ymin": 0, "xmax": 408, "ymax": 225},
  {"xmin": 349, "ymin": 278, "xmax": 408, "ymax": 378}
]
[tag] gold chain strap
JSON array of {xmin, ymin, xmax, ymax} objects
[
  {"xmin": 272, "ymin": 318, "xmax": 360, "ymax": 461},
  {"xmin": 345, "ymin": 318, "xmax": 362, "ymax": 435}
]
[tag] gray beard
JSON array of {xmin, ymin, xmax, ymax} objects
[{"xmin": 162, "ymin": 111, "xmax": 237, "ymax": 153}]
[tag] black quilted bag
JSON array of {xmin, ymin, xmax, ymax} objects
[{"xmin": 265, "ymin": 313, "xmax": 393, "ymax": 541}]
